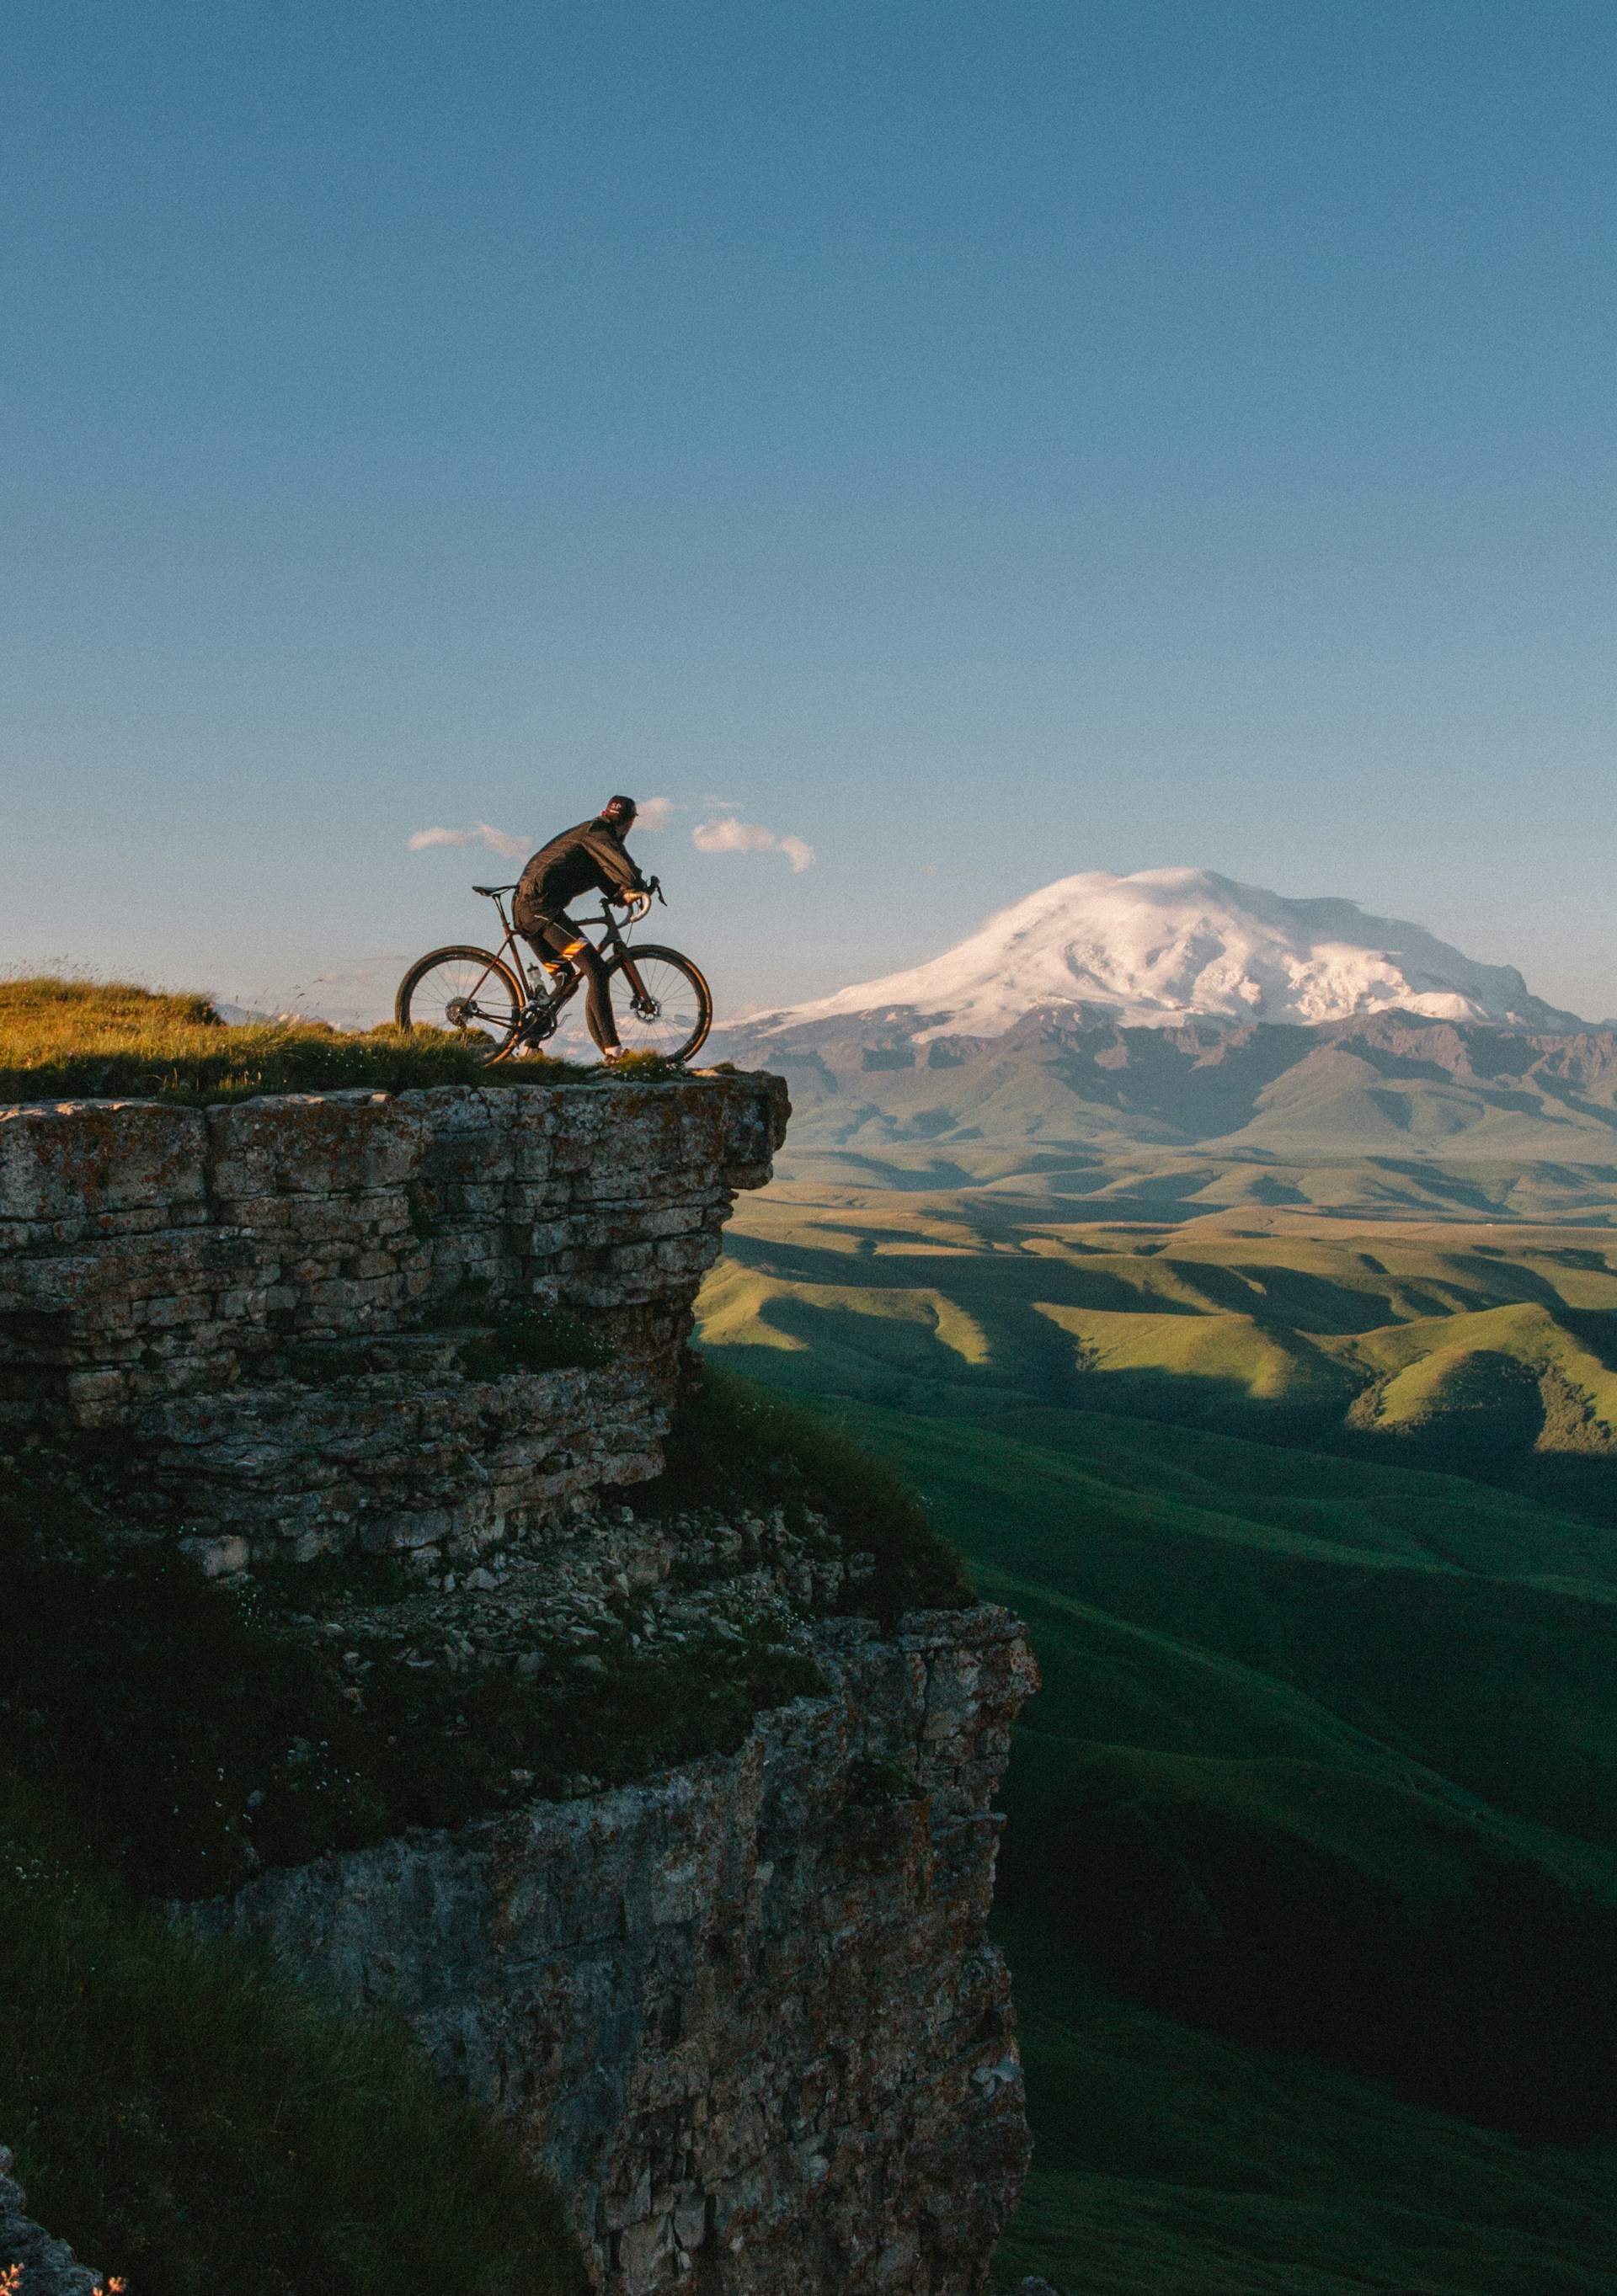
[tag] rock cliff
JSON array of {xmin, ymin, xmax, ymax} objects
[
  {"xmin": 0, "ymin": 1075, "xmax": 782, "ymax": 1567},
  {"xmin": 1, "ymin": 1075, "xmax": 1033, "ymax": 2293},
  {"xmin": 0, "ymin": 2149, "xmax": 107, "ymax": 2294},
  {"xmin": 187, "ymin": 1610, "xmax": 1035, "ymax": 2293}
]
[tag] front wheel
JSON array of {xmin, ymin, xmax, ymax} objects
[
  {"xmin": 547, "ymin": 944, "xmax": 712, "ymax": 1064},
  {"xmin": 394, "ymin": 946, "xmax": 526, "ymax": 1061}
]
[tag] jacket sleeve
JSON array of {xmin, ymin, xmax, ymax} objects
[{"xmin": 583, "ymin": 825, "xmax": 649, "ymax": 896}]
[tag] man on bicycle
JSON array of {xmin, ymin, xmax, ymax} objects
[{"xmin": 513, "ymin": 796, "xmax": 650, "ymax": 1058}]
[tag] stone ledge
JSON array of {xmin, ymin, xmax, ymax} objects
[
  {"xmin": 0, "ymin": 1073, "xmax": 788, "ymax": 1563},
  {"xmin": 131, "ymin": 1354, "xmax": 668, "ymax": 1565}
]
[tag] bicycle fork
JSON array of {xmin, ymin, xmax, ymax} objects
[{"xmin": 614, "ymin": 952, "xmax": 660, "ymax": 1016}]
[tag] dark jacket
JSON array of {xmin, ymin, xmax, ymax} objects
[{"xmin": 514, "ymin": 818, "xmax": 648, "ymax": 924}]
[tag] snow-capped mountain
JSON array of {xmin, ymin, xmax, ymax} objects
[{"xmin": 749, "ymin": 869, "xmax": 1581, "ymax": 1039}]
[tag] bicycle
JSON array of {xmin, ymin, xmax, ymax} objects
[{"xmin": 394, "ymin": 877, "xmax": 713, "ymax": 1065}]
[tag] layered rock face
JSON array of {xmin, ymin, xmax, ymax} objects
[
  {"xmin": 0, "ymin": 1076, "xmax": 784, "ymax": 1567},
  {"xmin": 4, "ymin": 1076, "xmax": 1034, "ymax": 2293},
  {"xmin": 188, "ymin": 1609, "xmax": 1035, "ymax": 2296}
]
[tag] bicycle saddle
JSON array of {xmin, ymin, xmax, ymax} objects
[{"xmin": 472, "ymin": 883, "xmax": 518, "ymax": 897}]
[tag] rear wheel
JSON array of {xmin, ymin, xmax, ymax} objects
[{"xmin": 394, "ymin": 946, "xmax": 526, "ymax": 1062}]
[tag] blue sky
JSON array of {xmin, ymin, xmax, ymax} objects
[{"xmin": 3, "ymin": 1, "xmax": 1614, "ymax": 1020}]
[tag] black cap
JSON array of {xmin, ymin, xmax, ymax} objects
[{"xmin": 602, "ymin": 794, "xmax": 638, "ymax": 823}]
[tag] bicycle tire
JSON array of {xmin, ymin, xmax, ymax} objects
[
  {"xmin": 602, "ymin": 944, "xmax": 713, "ymax": 1063},
  {"xmin": 394, "ymin": 945, "xmax": 526, "ymax": 1063}
]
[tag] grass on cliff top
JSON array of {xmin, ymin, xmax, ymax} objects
[
  {"xmin": 0, "ymin": 975, "xmax": 591, "ymax": 1102},
  {"xmin": 0, "ymin": 1778, "xmax": 589, "ymax": 2296}
]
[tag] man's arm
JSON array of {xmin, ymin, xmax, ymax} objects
[{"xmin": 582, "ymin": 823, "xmax": 649, "ymax": 898}]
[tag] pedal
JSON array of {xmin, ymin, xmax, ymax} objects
[{"xmin": 516, "ymin": 1003, "xmax": 559, "ymax": 1045}]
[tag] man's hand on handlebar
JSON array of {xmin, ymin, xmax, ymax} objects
[{"xmin": 610, "ymin": 876, "xmax": 663, "ymax": 919}]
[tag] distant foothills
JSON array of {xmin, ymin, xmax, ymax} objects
[{"xmin": 707, "ymin": 869, "xmax": 1617, "ymax": 1184}]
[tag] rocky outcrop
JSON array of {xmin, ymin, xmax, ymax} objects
[
  {"xmin": 6, "ymin": 1073, "xmax": 1037, "ymax": 2291},
  {"xmin": 0, "ymin": 1076, "xmax": 784, "ymax": 1566},
  {"xmin": 0, "ymin": 2149, "xmax": 107, "ymax": 2293},
  {"xmin": 184, "ymin": 1608, "xmax": 1038, "ymax": 2295}
]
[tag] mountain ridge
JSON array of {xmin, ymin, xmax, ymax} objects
[
  {"xmin": 746, "ymin": 868, "xmax": 1582, "ymax": 1040},
  {"xmin": 708, "ymin": 1004, "xmax": 1617, "ymax": 1185}
]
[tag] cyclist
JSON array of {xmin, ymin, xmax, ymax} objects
[{"xmin": 512, "ymin": 796, "xmax": 651, "ymax": 1058}]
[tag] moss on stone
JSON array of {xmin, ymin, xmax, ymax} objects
[{"xmin": 456, "ymin": 1304, "xmax": 613, "ymax": 1381}]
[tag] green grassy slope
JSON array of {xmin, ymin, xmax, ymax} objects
[
  {"xmin": 699, "ymin": 1181, "xmax": 1617, "ymax": 2283},
  {"xmin": 0, "ymin": 1780, "xmax": 586, "ymax": 2296},
  {"xmin": 826, "ymin": 1398, "xmax": 1617, "ymax": 1871},
  {"xmin": 705, "ymin": 1193, "xmax": 1617, "ymax": 1514},
  {"xmin": 993, "ymin": 1936, "xmax": 1617, "ymax": 2295},
  {"xmin": 769, "ymin": 1143, "xmax": 1617, "ymax": 1224}
]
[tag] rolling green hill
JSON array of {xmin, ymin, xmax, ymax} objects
[
  {"xmin": 696, "ymin": 1214, "xmax": 1617, "ymax": 2288},
  {"xmin": 696, "ymin": 1136, "xmax": 1617, "ymax": 2285},
  {"xmin": 991, "ymin": 1939, "xmax": 1617, "ymax": 2294},
  {"xmin": 702, "ymin": 1191, "xmax": 1617, "ymax": 1515}
]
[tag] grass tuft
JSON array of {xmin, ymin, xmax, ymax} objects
[{"xmin": 0, "ymin": 975, "xmax": 590, "ymax": 1102}]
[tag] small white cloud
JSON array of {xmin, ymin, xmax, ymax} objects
[
  {"xmin": 691, "ymin": 816, "xmax": 816, "ymax": 872},
  {"xmin": 635, "ymin": 796, "xmax": 677, "ymax": 832},
  {"xmin": 691, "ymin": 818, "xmax": 774, "ymax": 857},
  {"xmin": 408, "ymin": 822, "xmax": 529, "ymax": 858}
]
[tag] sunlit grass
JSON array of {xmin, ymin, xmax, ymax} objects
[{"xmin": 0, "ymin": 976, "xmax": 585, "ymax": 1102}]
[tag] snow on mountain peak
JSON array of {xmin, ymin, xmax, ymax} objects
[{"xmin": 755, "ymin": 868, "xmax": 1580, "ymax": 1038}]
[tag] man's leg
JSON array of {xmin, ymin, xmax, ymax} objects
[{"xmin": 525, "ymin": 916, "xmax": 620, "ymax": 1053}]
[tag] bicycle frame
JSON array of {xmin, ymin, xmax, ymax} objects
[{"xmin": 478, "ymin": 887, "xmax": 657, "ymax": 1018}]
